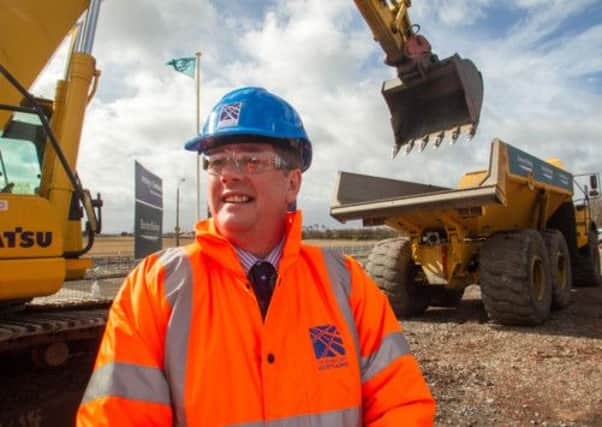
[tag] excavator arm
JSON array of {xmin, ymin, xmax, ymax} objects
[
  {"xmin": 354, "ymin": 0, "xmax": 484, "ymax": 155},
  {"xmin": 354, "ymin": 0, "xmax": 416, "ymax": 66}
]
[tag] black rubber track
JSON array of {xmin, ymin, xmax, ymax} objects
[
  {"xmin": 541, "ymin": 229, "xmax": 572, "ymax": 309},
  {"xmin": 573, "ymin": 229, "xmax": 602, "ymax": 288},
  {"xmin": 480, "ymin": 230, "xmax": 552, "ymax": 325},
  {"xmin": 365, "ymin": 237, "xmax": 429, "ymax": 318}
]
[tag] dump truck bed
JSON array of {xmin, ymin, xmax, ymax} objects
[
  {"xmin": 330, "ymin": 172, "xmax": 501, "ymax": 224},
  {"xmin": 331, "ymin": 139, "xmax": 573, "ymax": 236}
]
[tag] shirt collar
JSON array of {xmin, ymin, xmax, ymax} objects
[
  {"xmin": 235, "ymin": 237, "xmax": 285, "ymax": 274},
  {"xmin": 193, "ymin": 211, "xmax": 303, "ymax": 276}
]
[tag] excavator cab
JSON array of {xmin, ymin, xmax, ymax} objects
[
  {"xmin": 383, "ymin": 54, "xmax": 484, "ymax": 153},
  {"xmin": 0, "ymin": 109, "xmax": 47, "ymax": 196}
]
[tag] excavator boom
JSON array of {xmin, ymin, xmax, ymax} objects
[
  {"xmin": 354, "ymin": 0, "xmax": 484, "ymax": 154},
  {"xmin": 0, "ymin": 0, "xmax": 89, "ymax": 129}
]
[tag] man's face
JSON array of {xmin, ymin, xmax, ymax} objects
[{"xmin": 206, "ymin": 143, "xmax": 301, "ymax": 245}]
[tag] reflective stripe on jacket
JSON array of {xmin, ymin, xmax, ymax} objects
[{"xmin": 77, "ymin": 211, "xmax": 435, "ymax": 426}]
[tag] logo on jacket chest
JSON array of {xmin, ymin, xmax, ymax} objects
[{"xmin": 309, "ymin": 324, "xmax": 349, "ymax": 370}]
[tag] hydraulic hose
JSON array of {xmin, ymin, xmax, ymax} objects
[{"xmin": 0, "ymin": 63, "xmax": 97, "ymax": 258}]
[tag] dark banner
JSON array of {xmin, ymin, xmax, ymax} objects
[
  {"xmin": 134, "ymin": 161, "xmax": 163, "ymax": 259},
  {"xmin": 507, "ymin": 143, "xmax": 573, "ymax": 193}
]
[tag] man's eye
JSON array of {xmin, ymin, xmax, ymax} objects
[
  {"xmin": 209, "ymin": 158, "xmax": 226, "ymax": 169},
  {"xmin": 240, "ymin": 155, "xmax": 262, "ymax": 166}
]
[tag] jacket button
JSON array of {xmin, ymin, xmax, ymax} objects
[{"xmin": 267, "ymin": 353, "xmax": 275, "ymax": 364}]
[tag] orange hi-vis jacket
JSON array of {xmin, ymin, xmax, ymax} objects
[{"xmin": 77, "ymin": 211, "xmax": 435, "ymax": 426}]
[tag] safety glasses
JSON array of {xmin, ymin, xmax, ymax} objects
[{"xmin": 201, "ymin": 150, "xmax": 290, "ymax": 175}]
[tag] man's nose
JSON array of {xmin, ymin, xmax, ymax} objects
[{"xmin": 219, "ymin": 158, "xmax": 243, "ymax": 180}]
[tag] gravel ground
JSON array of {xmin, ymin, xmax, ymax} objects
[{"xmin": 407, "ymin": 284, "xmax": 602, "ymax": 426}]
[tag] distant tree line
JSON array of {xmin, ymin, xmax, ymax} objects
[
  {"xmin": 301, "ymin": 226, "xmax": 399, "ymax": 240},
  {"xmin": 104, "ymin": 227, "xmax": 400, "ymax": 241}
]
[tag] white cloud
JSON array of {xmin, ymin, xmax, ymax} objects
[
  {"xmin": 23, "ymin": 0, "xmax": 602, "ymax": 233},
  {"xmin": 412, "ymin": 0, "xmax": 495, "ymax": 26},
  {"xmin": 505, "ymin": 0, "xmax": 597, "ymax": 48}
]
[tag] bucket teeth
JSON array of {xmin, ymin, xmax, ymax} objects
[
  {"xmin": 418, "ymin": 136, "xmax": 429, "ymax": 152},
  {"xmin": 433, "ymin": 132, "xmax": 445, "ymax": 148},
  {"xmin": 393, "ymin": 121, "xmax": 478, "ymax": 157},
  {"xmin": 451, "ymin": 126, "xmax": 461, "ymax": 144},
  {"xmin": 468, "ymin": 123, "xmax": 477, "ymax": 140},
  {"xmin": 392, "ymin": 142, "xmax": 402, "ymax": 159}
]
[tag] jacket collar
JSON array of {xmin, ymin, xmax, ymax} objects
[{"xmin": 193, "ymin": 211, "xmax": 303, "ymax": 277}]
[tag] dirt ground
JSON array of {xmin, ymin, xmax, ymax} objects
[
  {"xmin": 407, "ymin": 284, "xmax": 602, "ymax": 426},
  {"xmin": 87, "ymin": 235, "xmax": 193, "ymax": 256}
]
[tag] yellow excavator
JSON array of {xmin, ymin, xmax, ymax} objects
[
  {"xmin": 0, "ymin": 0, "xmax": 483, "ymax": 307},
  {"xmin": 0, "ymin": 0, "xmax": 103, "ymax": 305}
]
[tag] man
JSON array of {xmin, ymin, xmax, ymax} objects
[{"xmin": 77, "ymin": 87, "xmax": 435, "ymax": 426}]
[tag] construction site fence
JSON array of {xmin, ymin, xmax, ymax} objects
[{"xmin": 31, "ymin": 244, "xmax": 375, "ymax": 307}]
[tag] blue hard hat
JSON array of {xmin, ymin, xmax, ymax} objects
[{"xmin": 185, "ymin": 87, "xmax": 312, "ymax": 171}]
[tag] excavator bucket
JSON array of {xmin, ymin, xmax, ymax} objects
[{"xmin": 382, "ymin": 54, "xmax": 483, "ymax": 154}]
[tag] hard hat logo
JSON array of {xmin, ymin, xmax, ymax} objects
[
  {"xmin": 185, "ymin": 87, "xmax": 312, "ymax": 171},
  {"xmin": 218, "ymin": 102, "xmax": 242, "ymax": 128}
]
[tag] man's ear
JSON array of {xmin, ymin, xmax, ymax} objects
[{"xmin": 285, "ymin": 169, "xmax": 302, "ymax": 205}]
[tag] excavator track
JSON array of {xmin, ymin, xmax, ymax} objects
[
  {"xmin": 0, "ymin": 302, "xmax": 109, "ymax": 427},
  {"xmin": 0, "ymin": 261, "xmax": 128, "ymax": 361},
  {"xmin": 0, "ymin": 305, "xmax": 109, "ymax": 354},
  {"xmin": 0, "ymin": 259, "xmax": 129, "ymax": 427}
]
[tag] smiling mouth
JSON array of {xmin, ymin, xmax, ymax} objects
[{"xmin": 223, "ymin": 195, "xmax": 254, "ymax": 204}]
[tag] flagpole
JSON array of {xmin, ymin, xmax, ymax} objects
[{"xmin": 195, "ymin": 51, "xmax": 202, "ymax": 222}]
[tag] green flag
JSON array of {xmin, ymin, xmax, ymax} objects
[{"xmin": 166, "ymin": 56, "xmax": 196, "ymax": 78}]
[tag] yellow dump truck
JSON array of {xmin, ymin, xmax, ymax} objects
[{"xmin": 331, "ymin": 139, "xmax": 601, "ymax": 325}]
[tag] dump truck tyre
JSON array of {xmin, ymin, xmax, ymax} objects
[
  {"xmin": 365, "ymin": 237, "xmax": 429, "ymax": 318},
  {"xmin": 541, "ymin": 230, "xmax": 572, "ymax": 308},
  {"xmin": 480, "ymin": 230, "xmax": 552, "ymax": 325},
  {"xmin": 573, "ymin": 229, "xmax": 602, "ymax": 287},
  {"xmin": 546, "ymin": 202, "xmax": 579, "ymax": 265}
]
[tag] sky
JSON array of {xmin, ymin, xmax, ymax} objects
[{"xmin": 32, "ymin": 0, "xmax": 602, "ymax": 234}]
